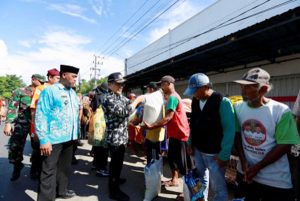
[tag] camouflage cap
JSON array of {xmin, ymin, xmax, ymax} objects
[
  {"xmin": 234, "ymin": 68, "xmax": 270, "ymax": 85},
  {"xmin": 32, "ymin": 74, "xmax": 46, "ymax": 83}
]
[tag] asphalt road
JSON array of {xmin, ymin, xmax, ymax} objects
[{"xmin": 0, "ymin": 123, "xmax": 182, "ymax": 201}]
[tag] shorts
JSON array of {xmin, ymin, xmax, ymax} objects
[{"xmin": 167, "ymin": 137, "xmax": 191, "ymax": 175}]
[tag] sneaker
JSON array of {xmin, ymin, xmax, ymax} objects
[{"xmin": 96, "ymin": 169, "xmax": 109, "ymax": 177}]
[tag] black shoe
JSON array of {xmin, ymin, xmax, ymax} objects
[
  {"xmin": 119, "ymin": 178, "xmax": 126, "ymax": 185},
  {"xmin": 57, "ymin": 190, "xmax": 76, "ymax": 199},
  {"xmin": 30, "ymin": 171, "xmax": 40, "ymax": 180},
  {"xmin": 10, "ymin": 163, "xmax": 24, "ymax": 181},
  {"xmin": 109, "ymin": 189, "xmax": 129, "ymax": 201}
]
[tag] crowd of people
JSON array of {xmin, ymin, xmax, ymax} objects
[{"xmin": 2, "ymin": 66, "xmax": 300, "ymax": 201}]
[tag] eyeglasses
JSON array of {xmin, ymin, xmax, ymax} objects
[{"xmin": 114, "ymin": 82, "xmax": 125, "ymax": 87}]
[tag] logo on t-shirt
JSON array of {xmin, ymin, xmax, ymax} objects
[{"xmin": 242, "ymin": 119, "xmax": 266, "ymax": 146}]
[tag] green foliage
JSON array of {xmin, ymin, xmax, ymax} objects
[
  {"xmin": 0, "ymin": 75, "xmax": 25, "ymax": 99},
  {"xmin": 79, "ymin": 77, "xmax": 107, "ymax": 95}
]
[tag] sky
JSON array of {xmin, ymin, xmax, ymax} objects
[{"xmin": 0, "ymin": 0, "xmax": 216, "ymax": 84}]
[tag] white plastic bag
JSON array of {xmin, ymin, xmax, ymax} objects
[
  {"xmin": 143, "ymin": 90, "xmax": 164, "ymax": 124},
  {"xmin": 183, "ymin": 181, "xmax": 191, "ymax": 201},
  {"xmin": 143, "ymin": 157, "xmax": 163, "ymax": 201}
]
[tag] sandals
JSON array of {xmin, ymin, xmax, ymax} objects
[{"xmin": 162, "ymin": 180, "xmax": 179, "ymax": 187}]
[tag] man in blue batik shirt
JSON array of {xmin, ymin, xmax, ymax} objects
[{"xmin": 35, "ymin": 65, "xmax": 80, "ymax": 201}]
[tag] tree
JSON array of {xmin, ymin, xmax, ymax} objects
[
  {"xmin": 78, "ymin": 77, "xmax": 107, "ymax": 95},
  {"xmin": 0, "ymin": 75, "xmax": 25, "ymax": 99}
]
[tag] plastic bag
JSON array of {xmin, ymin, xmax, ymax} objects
[
  {"xmin": 143, "ymin": 90, "xmax": 165, "ymax": 143},
  {"xmin": 88, "ymin": 107, "xmax": 106, "ymax": 146},
  {"xmin": 183, "ymin": 170, "xmax": 206, "ymax": 201},
  {"xmin": 143, "ymin": 157, "xmax": 162, "ymax": 201},
  {"xmin": 143, "ymin": 90, "xmax": 164, "ymax": 124}
]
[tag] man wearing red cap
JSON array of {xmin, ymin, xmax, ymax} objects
[{"xmin": 29, "ymin": 68, "xmax": 60, "ymax": 179}]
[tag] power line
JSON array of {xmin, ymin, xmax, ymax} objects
[
  {"xmin": 99, "ymin": 0, "xmax": 150, "ymax": 53},
  {"xmin": 106, "ymin": 0, "xmax": 180, "ymax": 56},
  {"xmin": 101, "ymin": 0, "xmax": 162, "ymax": 55},
  {"xmin": 107, "ymin": 0, "xmax": 181, "ymax": 57},
  {"xmin": 127, "ymin": 0, "xmax": 296, "ymax": 70},
  {"xmin": 129, "ymin": 0, "xmax": 269, "ymax": 59}
]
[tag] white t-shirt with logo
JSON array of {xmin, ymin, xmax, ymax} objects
[{"xmin": 235, "ymin": 99, "xmax": 300, "ymax": 189}]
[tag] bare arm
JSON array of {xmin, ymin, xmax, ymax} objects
[
  {"xmin": 130, "ymin": 95, "xmax": 145, "ymax": 109},
  {"xmin": 235, "ymin": 131, "xmax": 248, "ymax": 172},
  {"xmin": 245, "ymin": 144, "xmax": 290, "ymax": 182},
  {"xmin": 144, "ymin": 110, "xmax": 174, "ymax": 129}
]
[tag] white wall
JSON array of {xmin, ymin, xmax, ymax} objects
[
  {"xmin": 129, "ymin": 54, "xmax": 300, "ymax": 109},
  {"xmin": 176, "ymin": 54, "xmax": 300, "ymax": 97}
]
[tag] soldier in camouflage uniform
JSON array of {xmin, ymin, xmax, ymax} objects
[
  {"xmin": 30, "ymin": 69, "xmax": 60, "ymax": 180},
  {"xmin": 3, "ymin": 74, "xmax": 45, "ymax": 181}
]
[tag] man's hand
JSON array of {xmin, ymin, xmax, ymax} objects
[
  {"xmin": 130, "ymin": 95, "xmax": 145, "ymax": 109},
  {"xmin": 214, "ymin": 155, "xmax": 228, "ymax": 168},
  {"xmin": 4, "ymin": 123, "xmax": 12, "ymax": 136},
  {"xmin": 245, "ymin": 164, "xmax": 261, "ymax": 183},
  {"xmin": 239, "ymin": 160, "xmax": 253, "ymax": 183},
  {"xmin": 143, "ymin": 121, "xmax": 154, "ymax": 130},
  {"xmin": 40, "ymin": 142, "xmax": 52, "ymax": 156}
]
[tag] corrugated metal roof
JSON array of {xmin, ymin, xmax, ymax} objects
[
  {"xmin": 124, "ymin": 6, "xmax": 300, "ymax": 89},
  {"xmin": 126, "ymin": 0, "xmax": 300, "ymax": 75}
]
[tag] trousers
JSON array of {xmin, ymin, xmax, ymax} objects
[{"xmin": 37, "ymin": 141, "xmax": 73, "ymax": 201}]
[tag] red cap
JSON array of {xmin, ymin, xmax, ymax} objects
[{"xmin": 47, "ymin": 68, "xmax": 60, "ymax": 76}]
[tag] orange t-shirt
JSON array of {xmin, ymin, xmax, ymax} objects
[
  {"xmin": 30, "ymin": 83, "xmax": 50, "ymax": 109},
  {"xmin": 30, "ymin": 83, "xmax": 50, "ymax": 136}
]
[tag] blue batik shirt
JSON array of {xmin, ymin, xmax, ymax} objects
[{"xmin": 35, "ymin": 83, "xmax": 80, "ymax": 145}]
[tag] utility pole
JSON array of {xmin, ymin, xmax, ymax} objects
[
  {"xmin": 90, "ymin": 54, "xmax": 103, "ymax": 88},
  {"xmin": 78, "ymin": 73, "xmax": 81, "ymax": 91}
]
